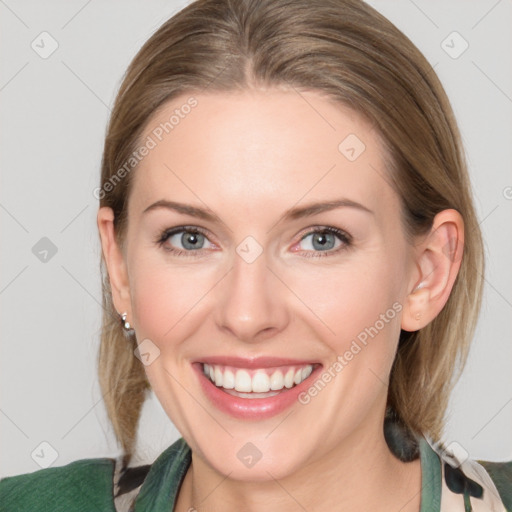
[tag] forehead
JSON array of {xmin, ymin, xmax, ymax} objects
[{"xmin": 129, "ymin": 89, "xmax": 397, "ymax": 219}]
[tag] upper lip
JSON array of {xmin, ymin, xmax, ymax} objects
[{"xmin": 195, "ymin": 356, "xmax": 321, "ymax": 369}]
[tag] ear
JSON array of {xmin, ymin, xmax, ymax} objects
[
  {"xmin": 401, "ymin": 209, "xmax": 464, "ymax": 332},
  {"xmin": 97, "ymin": 207, "xmax": 132, "ymax": 320}
]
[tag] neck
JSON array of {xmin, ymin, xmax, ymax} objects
[{"xmin": 175, "ymin": 421, "xmax": 422, "ymax": 512}]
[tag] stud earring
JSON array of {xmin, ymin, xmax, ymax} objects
[
  {"xmin": 121, "ymin": 312, "xmax": 130, "ymax": 330},
  {"xmin": 120, "ymin": 312, "xmax": 135, "ymax": 335}
]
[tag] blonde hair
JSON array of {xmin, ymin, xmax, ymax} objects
[{"xmin": 98, "ymin": 0, "xmax": 484, "ymax": 465}]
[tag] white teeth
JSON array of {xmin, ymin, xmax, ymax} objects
[
  {"xmin": 224, "ymin": 389, "xmax": 281, "ymax": 399},
  {"xmin": 252, "ymin": 372, "xmax": 271, "ymax": 393},
  {"xmin": 270, "ymin": 370, "xmax": 284, "ymax": 390},
  {"xmin": 302, "ymin": 365, "xmax": 312, "ymax": 381},
  {"xmin": 223, "ymin": 369, "xmax": 235, "ymax": 389},
  {"xmin": 202, "ymin": 363, "xmax": 314, "ymax": 393},
  {"xmin": 284, "ymin": 368, "xmax": 295, "ymax": 388},
  {"xmin": 234, "ymin": 370, "xmax": 252, "ymax": 392},
  {"xmin": 214, "ymin": 366, "xmax": 223, "ymax": 387}
]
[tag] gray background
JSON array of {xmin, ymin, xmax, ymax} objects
[{"xmin": 1, "ymin": 0, "xmax": 511, "ymax": 477}]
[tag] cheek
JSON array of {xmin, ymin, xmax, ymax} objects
[
  {"xmin": 128, "ymin": 234, "xmax": 407, "ymax": 364},
  {"xmin": 290, "ymin": 252, "xmax": 404, "ymax": 364},
  {"xmin": 128, "ymin": 255, "xmax": 216, "ymax": 345}
]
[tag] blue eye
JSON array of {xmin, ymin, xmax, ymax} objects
[
  {"xmin": 156, "ymin": 226, "xmax": 352, "ymax": 258},
  {"xmin": 295, "ymin": 227, "xmax": 351, "ymax": 257},
  {"xmin": 156, "ymin": 227, "xmax": 214, "ymax": 256}
]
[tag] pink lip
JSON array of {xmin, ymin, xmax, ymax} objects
[
  {"xmin": 194, "ymin": 355, "xmax": 321, "ymax": 369},
  {"xmin": 192, "ymin": 361, "xmax": 323, "ymax": 420}
]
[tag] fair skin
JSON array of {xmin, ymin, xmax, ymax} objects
[{"xmin": 98, "ymin": 89, "xmax": 463, "ymax": 511}]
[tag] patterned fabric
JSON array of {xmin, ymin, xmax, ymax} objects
[
  {"xmin": 385, "ymin": 412, "xmax": 512, "ymax": 511},
  {"xmin": 1, "ymin": 422, "xmax": 511, "ymax": 511},
  {"xmin": 433, "ymin": 443, "xmax": 510, "ymax": 511},
  {"xmin": 112, "ymin": 457, "xmax": 150, "ymax": 512},
  {"xmin": 108, "ymin": 424, "xmax": 512, "ymax": 512}
]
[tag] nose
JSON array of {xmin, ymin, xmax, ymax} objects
[{"xmin": 214, "ymin": 250, "xmax": 290, "ymax": 343}]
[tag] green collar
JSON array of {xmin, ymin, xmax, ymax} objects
[
  {"xmin": 134, "ymin": 436, "xmax": 441, "ymax": 511},
  {"xmin": 134, "ymin": 438, "xmax": 191, "ymax": 511},
  {"xmin": 419, "ymin": 437, "xmax": 442, "ymax": 511}
]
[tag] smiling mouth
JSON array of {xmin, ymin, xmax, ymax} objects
[{"xmin": 201, "ymin": 362, "xmax": 319, "ymax": 397}]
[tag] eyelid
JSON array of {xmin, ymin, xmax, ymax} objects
[
  {"xmin": 296, "ymin": 225, "xmax": 352, "ymax": 243},
  {"xmin": 290, "ymin": 225, "xmax": 352, "ymax": 257},
  {"xmin": 155, "ymin": 225, "xmax": 216, "ymax": 255},
  {"xmin": 156, "ymin": 224, "xmax": 352, "ymax": 257}
]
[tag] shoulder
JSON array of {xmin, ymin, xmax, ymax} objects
[
  {"xmin": 119, "ymin": 437, "xmax": 191, "ymax": 511},
  {"xmin": 385, "ymin": 416, "xmax": 512, "ymax": 511},
  {"xmin": 0, "ymin": 457, "xmax": 116, "ymax": 512},
  {"xmin": 477, "ymin": 459, "xmax": 512, "ymax": 510},
  {"xmin": 430, "ymin": 439, "xmax": 512, "ymax": 511},
  {"xmin": 0, "ymin": 438, "xmax": 192, "ymax": 512}
]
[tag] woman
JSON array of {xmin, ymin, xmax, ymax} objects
[{"xmin": 1, "ymin": 0, "xmax": 510, "ymax": 510}]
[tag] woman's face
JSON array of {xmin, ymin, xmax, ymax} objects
[{"xmin": 118, "ymin": 89, "xmax": 418, "ymax": 479}]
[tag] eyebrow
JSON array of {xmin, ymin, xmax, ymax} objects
[{"xmin": 142, "ymin": 198, "xmax": 373, "ymax": 223}]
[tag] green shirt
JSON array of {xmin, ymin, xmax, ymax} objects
[{"xmin": 1, "ymin": 436, "xmax": 511, "ymax": 511}]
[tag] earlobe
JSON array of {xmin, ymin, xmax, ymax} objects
[
  {"xmin": 97, "ymin": 207, "xmax": 132, "ymax": 317},
  {"xmin": 401, "ymin": 288, "xmax": 430, "ymax": 331},
  {"xmin": 401, "ymin": 209, "xmax": 464, "ymax": 332}
]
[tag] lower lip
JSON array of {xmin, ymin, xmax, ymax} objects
[{"xmin": 193, "ymin": 362, "xmax": 323, "ymax": 420}]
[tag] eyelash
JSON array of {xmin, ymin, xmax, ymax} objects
[{"xmin": 155, "ymin": 225, "xmax": 352, "ymax": 258}]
